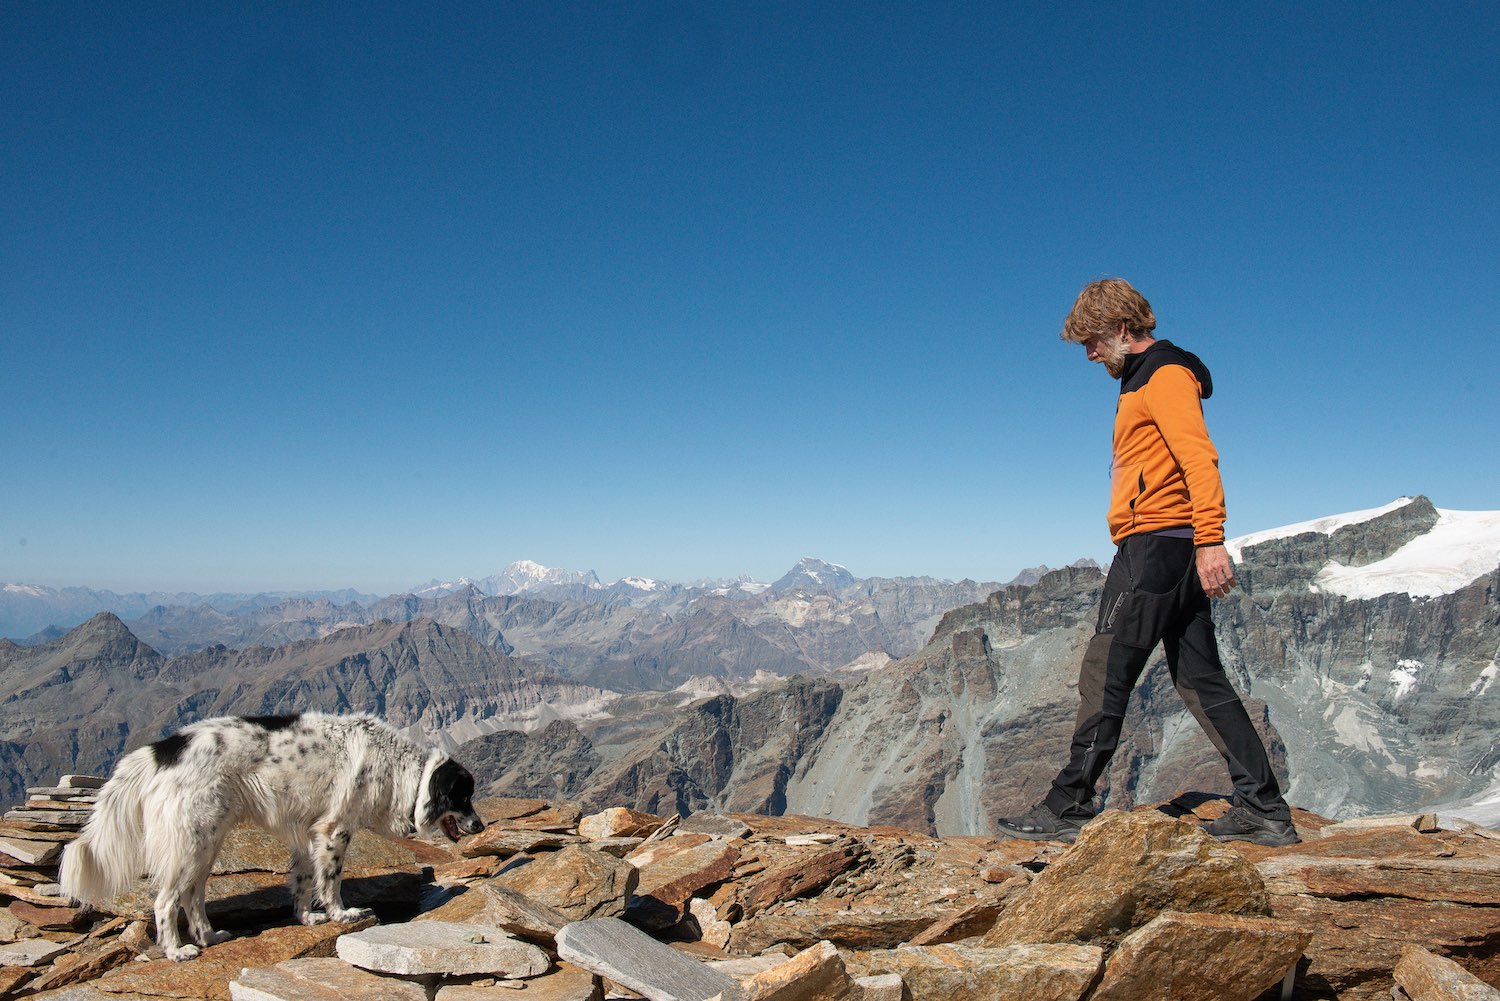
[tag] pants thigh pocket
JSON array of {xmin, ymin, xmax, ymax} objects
[{"xmin": 1112, "ymin": 588, "xmax": 1175, "ymax": 649}]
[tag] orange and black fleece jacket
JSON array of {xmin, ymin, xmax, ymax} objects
[{"xmin": 1110, "ymin": 340, "xmax": 1226, "ymax": 547}]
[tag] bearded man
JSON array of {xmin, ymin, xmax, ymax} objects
[{"xmin": 997, "ymin": 278, "xmax": 1298, "ymax": 847}]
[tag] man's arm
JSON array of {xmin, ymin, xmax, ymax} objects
[
  {"xmin": 1146, "ymin": 365, "xmax": 1235, "ymax": 595},
  {"xmin": 1144, "ymin": 365, "xmax": 1226, "ymax": 544}
]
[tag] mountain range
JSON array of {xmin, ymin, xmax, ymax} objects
[{"xmin": 2, "ymin": 496, "xmax": 1496, "ymax": 836}]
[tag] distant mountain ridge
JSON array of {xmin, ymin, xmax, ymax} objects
[{"xmin": 2, "ymin": 557, "xmax": 1062, "ymax": 643}]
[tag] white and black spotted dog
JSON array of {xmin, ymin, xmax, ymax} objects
[{"xmin": 60, "ymin": 712, "xmax": 484, "ymax": 961}]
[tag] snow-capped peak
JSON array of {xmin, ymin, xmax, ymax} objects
[
  {"xmin": 1226, "ymin": 498, "xmax": 1500, "ymax": 600},
  {"xmin": 3, "ymin": 583, "xmax": 55, "ymax": 597},
  {"xmin": 409, "ymin": 577, "xmax": 479, "ymax": 597},
  {"xmin": 771, "ymin": 558, "xmax": 858, "ymax": 595},
  {"xmin": 1225, "ymin": 498, "xmax": 1415, "ymax": 561},
  {"xmin": 1313, "ymin": 508, "xmax": 1500, "ymax": 599}
]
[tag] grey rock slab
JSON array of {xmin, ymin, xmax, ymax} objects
[
  {"xmin": 336, "ymin": 921, "xmax": 550, "ymax": 977},
  {"xmin": 0, "ymin": 937, "xmax": 72, "ymax": 966},
  {"xmin": 435, "ymin": 962, "xmax": 602, "ymax": 1001},
  {"xmin": 853, "ymin": 973, "xmax": 904, "ymax": 1001},
  {"xmin": 0, "ymin": 836, "xmax": 64, "ymax": 864},
  {"xmin": 556, "ymin": 918, "xmax": 744, "ymax": 1001},
  {"xmin": 676, "ymin": 814, "xmax": 751, "ymax": 840},
  {"xmin": 59, "ymin": 775, "xmax": 107, "ymax": 789},
  {"xmin": 230, "ymin": 958, "xmax": 429, "ymax": 1001}
]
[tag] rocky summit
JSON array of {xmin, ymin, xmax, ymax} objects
[{"xmin": 1, "ymin": 773, "xmax": 1496, "ymax": 1001}]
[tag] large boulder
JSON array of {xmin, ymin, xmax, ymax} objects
[{"xmin": 984, "ymin": 810, "xmax": 1269, "ymax": 947}]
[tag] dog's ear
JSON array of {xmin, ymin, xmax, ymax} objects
[{"xmin": 421, "ymin": 759, "xmax": 470, "ymax": 819}]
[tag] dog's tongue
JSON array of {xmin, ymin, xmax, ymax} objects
[{"xmin": 441, "ymin": 815, "xmax": 461, "ymax": 841}]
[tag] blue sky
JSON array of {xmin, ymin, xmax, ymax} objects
[{"xmin": 3, "ymin": 2, "xmax": 1496, "ymax": 595}]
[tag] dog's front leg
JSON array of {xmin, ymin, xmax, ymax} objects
[{"xmin": 311, "ymin": 822, "xmax": 373, "ymax": 924}]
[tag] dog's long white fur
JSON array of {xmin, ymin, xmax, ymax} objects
[{"xmin": 61, "ymin": 712, "xmax": 477, "ymax": 961}]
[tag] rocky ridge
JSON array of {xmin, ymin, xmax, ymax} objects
[{"xmin": 0, "ymin": 774, "xmax": 1496, "ymax": 1001}]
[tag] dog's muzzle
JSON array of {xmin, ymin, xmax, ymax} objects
[{"xmin": 440, "ymin": 812, "xmax": 485, "ymax": 841}]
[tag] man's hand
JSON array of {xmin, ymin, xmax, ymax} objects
[{"xmin": 1197, "ymin": 544, "xmax": 1237, "ymax": 599}]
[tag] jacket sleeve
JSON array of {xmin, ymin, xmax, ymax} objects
[{"xmin": 1144, "ymin": 364, "xmax": 1227, "ymax": 546}]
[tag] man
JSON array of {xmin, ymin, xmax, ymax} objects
[{"xmin": 997, "ymin": 278, "xmax": 1297, "ymax": 847}]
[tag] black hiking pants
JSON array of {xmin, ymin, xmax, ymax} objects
[{"xmin": 1043, "ymin": 533, "xmax": 1292, "ymax": 823}]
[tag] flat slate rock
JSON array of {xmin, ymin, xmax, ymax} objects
[
  {"xmin": 676, "ymin": 814, "xmax": 751, "ymax": 840},
  {"xmin": 434, "ymin": 962, "xmax": 600, "ymax": 1001},
  {"xmin": 336, "ymin": 921, "xmax": 550, "ymax": 977},
  {"xmin": 0, "ymin": 937, "xmax": 73, "ymax": 966},
  {"xmin": 230, "ymin": 957, "xmax": 429, "ymax": 1001},
  {"xmin": 0, "ymin": 836, "xmax": 64, "ymax": 864},
  {"xmin": 556, "ymin": 918, "xmax": 743, "ymax": 1001}
]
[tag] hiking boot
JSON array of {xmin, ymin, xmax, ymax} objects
[
  {"xmin": 996, "ymin": 804, "xmax": 1085, "ymax": 843},
  {"xmin": 1204, "ymin": 806, "xmax": 1300, "ymax": 847}
]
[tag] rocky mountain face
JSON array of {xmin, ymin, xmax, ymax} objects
[
  {"xmin": 0, "ymin": 616, "xmax": 607, "ymax": 807},
  {"xmin": 1219, "ymin": 497, "xmax": 1500, "ymax": 819},
  {"xmin": 458, "ymin": 497, "xmax": 1498, "ymax": 834}
]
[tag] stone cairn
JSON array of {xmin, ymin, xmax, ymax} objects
[{"xmin": 0, "ymin": 780, "xmax": 1496, "ymax": 1001}]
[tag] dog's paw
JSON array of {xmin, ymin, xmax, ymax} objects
[
  {"xmin": 330, "ymin": 906, "xmax": 374, "ymax": 923},
  {"xmin": 299, "ymin": 910, "xmax": 330, "ymax": 926},
  {"xmin": 165, "ymin": 944, "xmax": 201, "ymax": 962}
]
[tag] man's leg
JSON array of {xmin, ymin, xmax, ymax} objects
[
  {"xmin": 999, "ymin": 540, "xmax": 1159, "ymax": 839},
  {"xmin": 1165, "ymin": 615, "xmax": 1293, "ymax": 821}
]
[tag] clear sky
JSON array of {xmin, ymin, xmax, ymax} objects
[{"xmin": 3, "ymin": 3, "xmax": 1496, "ymax": 595}]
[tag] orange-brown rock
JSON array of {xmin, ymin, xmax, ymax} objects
[
  {"xmin": 490, "ymin": 844, "xmax": 638, "ymax": 921},
  {"xmin": 1270, "ymin": 890, "xmax": 1500, "ymax": 999},
  {"xmin": 579, "ymin": 807, "xmax": 665, "ymax": 841},
  {"xmin": 742, "ymin": 838, "xmax": 869, "ymax": 917},
  {"xmin": 984, "ymin": 809, "xmax": 1269, "ymax": 948},
  {"xmin": 853, "ymin": 942, "xmax": 1102, "ymax": 1001},
  {"xmin": 23, "ymin": 938, "xmax": 135, "ymax": 993},
  {"xmin": 1258, "ymin": 854, "xmax": 1500, "ymax": 904},
  {"xmin": 1089, "ymin": 910, "xmax": 1311, "ymax": 1001},
  {"xmin": 91, "ymin": 915, "xmax": 374, "ymax": 1001},
  {"xmin": 906, "ymin": 896, "xmax": 1010, "ymax": 946},
  {"xmin": 1393, "ymin": 944, "xmax": 1500, "ymax": 1001},
  {"xmin": 8, "ymin": 899, "xmax": 89, "ymax": 930},
  {"xmin": 738, "ymin": 940, "xmax": 854, "ymax": 1001},
  {"xmin": 629, "ymin": 838, "xmax": 740, "ymax": 930},
  {"xmin": 416, "ymin": 881, "xmax": 571, "ymax": 944},
  {"xmin": 458, "ymin": 827, "xmax": 583, "ymax": 859}
]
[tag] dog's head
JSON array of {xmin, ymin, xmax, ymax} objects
[{"xmin": 415, "ymin": 754, "xmax": 486, "ymax": 842}]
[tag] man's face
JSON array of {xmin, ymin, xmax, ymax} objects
[{"xmin": 1082, "ymin": 330, "xmax": 1126, "ymax": 379}]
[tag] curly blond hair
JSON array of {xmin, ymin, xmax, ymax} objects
[{"xmin": 1061, "ymin": 278, "xmax": 1157, "ymax": 344}]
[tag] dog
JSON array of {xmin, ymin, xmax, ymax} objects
[{"xmin": 60, "ymin": 712, "xmax": 485, "ymax": 960}]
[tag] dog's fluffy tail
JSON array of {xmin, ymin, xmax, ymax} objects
[{"xmin": 60, "ymin": 748, "xmax": 154, "ymax": 907}]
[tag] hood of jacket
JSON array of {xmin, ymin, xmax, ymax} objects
[{"xmin": 1119, "ymin": 339, "xmax": 1213, "ymax": 399}]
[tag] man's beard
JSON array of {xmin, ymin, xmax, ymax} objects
[{"xmin": 1096, "ymin": 337, "xmax": 1126, "ymax": 378}]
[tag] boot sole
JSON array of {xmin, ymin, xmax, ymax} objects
[
  {"xmin": 998, "ymin": 826, "xmax": 1079, "ymax": 844},
  {"xmin": 1211, "ymin": 831, "xmax": 1299, "ymax": 847}
]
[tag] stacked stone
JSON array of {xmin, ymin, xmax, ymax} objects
[{"xmin": 0, "ymin": 776, "xmax": 101, "ymax": 906}]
